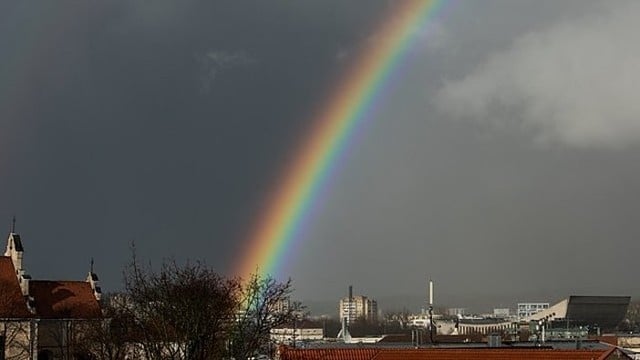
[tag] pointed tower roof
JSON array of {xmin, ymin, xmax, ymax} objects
[
  {"xmin": 6, "ymin": 216, "xmax": 23, "ymax": 252},
  {"xmin": 8, "ymin": 234, "xmax": 23, "ymax": 252}
]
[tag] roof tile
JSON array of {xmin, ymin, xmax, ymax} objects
[
  {"xmin": 0, "ymin": 256, "xmax": 31, "ymax": 318},
  {"xmin": 279, "ymin": 347, "xmax": 620, "ymax": 360},
  {"xmin": 29, "ymin": 280, "xmax": 101, "ymax": 319}
]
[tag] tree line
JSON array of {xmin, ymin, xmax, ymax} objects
[{"xmin": 78, "ymin": 248, "xmax": 299, "ymax": 360}]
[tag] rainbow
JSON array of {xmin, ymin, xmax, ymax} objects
[{"xmin": 235, "ymin": 0, "xmax": 447, "ymax": 279}]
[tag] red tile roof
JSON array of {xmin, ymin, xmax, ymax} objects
[
  {"xmin": 29, "ymin": 280, "xmax": 102, "ymax": 319},
  {"xmin": 278, "ymin": 346, "xmax": 627, "ymax": 360},
  {"xmin": 591, "ymin": 335, "xmax": 619, "ymax": 346},
  {"xmin": 0, "ymin": 256, "xmax": 31, "ymax": 318}
]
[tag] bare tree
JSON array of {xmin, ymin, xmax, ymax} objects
[
  {"xmin": 228, "ymin": 273, "xmax": 300, "ymax": 360},
  {"xmin": 0, "ymin": 281, "xmax": 33, "ymax": 360},
  {"xmin": 39, "ymin": 319, "xmax": 75, "ymax": 360},
  {"xmin": 620, "ymin": 300, "xmax": 640, "ymax": 332},
  {"xmin": 74, "ymin": 295, "xmax": 133, "ymax": 360},
  {"xmin": 0, "ymin": 320, "xmax": 31, "ymax": 360},
  {"xmin": 79, "ymin": 247, "xmax": 298, "ymax": 360},
  {"xmin": 123, "ymin": 250, "xmax": 240, "ymax": 360}
]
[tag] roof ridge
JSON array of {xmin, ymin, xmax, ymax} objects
[
  {"xmin": 30, "ymin": 279, "xmax": 88, "ymax": 284},
  {"xmin": 596, "ymin": 346, "xmax": 632, "ymax": 360}
]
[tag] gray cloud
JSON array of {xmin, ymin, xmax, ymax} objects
[
  {"xmin": 199, "ymin": 50, "xmax": 255, "ymax": 90},
  {"xmin": 435, "ymin": 1, "xmax": 640, "ymax": 149},
  {"xmin": 7, "ymin": 0, "xmax": 640, "ymax": 314}
]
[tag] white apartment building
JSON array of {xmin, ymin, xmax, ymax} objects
[
  {"xmin": 338, "ymin": 295, "xmax": 377, "ymax": 324},
  {"xmin": 517, "ymin": 302, "xmax": 549, "ymax": 318},
  {"xmin": 271, "ymin": 327, "xmax": 324, "ymax": 344}
]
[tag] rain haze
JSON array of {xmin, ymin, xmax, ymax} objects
[{"xmin": 2, "ymin": 0, "xmax": 639, "ymax": 313}]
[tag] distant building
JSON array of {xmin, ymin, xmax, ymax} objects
[
  {"xmin": 523, "ymin": 296, "xmax": 631, "ymax": 333},
  {"xmin": 456, "ymin": 318, "xmax": 516, "ymax": 336},
  {"xmin": 408, "ymin": 314, "xmax": 433, "ymax": 328},
  {"xmin": 447, "ymin": 308, "xmax": 467, "ymax": 316},
  {"xmin": 493, "ymin": 308, "xmax": 510, "ymax": 317},
  {"xmin": 339, "ymin": 295, "xmax": 377, "ymax": 324},
  {"xmin": 1, "ymin": 227, "xmax": 102, "ymax": 360},
  {"xmin": 271, "ymin": 298, "xmax": 291, "ymax": 313},
  {"xmin": 271, "ymin": 320, "xmax": 324, "ymax": 344},
  {"xmin": 517, "ymin": 302, "xmax": 549, "ymax": 318}
]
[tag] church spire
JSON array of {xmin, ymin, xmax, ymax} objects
[{"xmin": 10, "ymin": 215, "xmax": 16, "ymax": 234}]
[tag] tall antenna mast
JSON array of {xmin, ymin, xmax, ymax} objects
[
  {"xmin": 429, "ymin": 279, "xmax": 434, "ymax": 306},
  {"xmin": 428, "ymin": 278, "xmax": 436, "ymax": 344},
  {"xmin": 348, "ymin": 285, "xmax": 353, "ymax": 323}
]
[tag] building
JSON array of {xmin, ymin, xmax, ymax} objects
[
  {"xmin": 271, "ymin": 320, "xmax": 324, "ymax": 345},
  {"xmin": 407, "ymin": 314, "xmax": 433, "ymax": 328},
  {"xmin": 0, "ymin": 250, "xmax": 32, "ymax": 360},
  {"xmin": 270, "ymin": 298, "xmax": 291, "ymax": 314},
  {"xmin": 338, "ymin": 287, "xmax": 377, "ymax": 324},
  {"xmin": 518, "ymin": 302, "xmax": 549, "ymax": 318},
  {"xmin": 278, "ymin": 344, "xmax": 633, "ymax": 360},
  {"xmin": 456, "ymin": 318, "xmax": 516, "ymax": 336},
  {"xmin": 493, "ymin": 308, "xmax": 510, "ymax": 317},
  {"xmin": 524, "ymin": 296, "xmax": 631, "ymax": 333},
  {"xmin": 339, "ymin": 295, "xmax": 378, "ymax": 324},
  {"xmin": 447, "ymin": 308, "xmax": 467, "ymax": 317},
  {"xmin": 0, "ymin": 227, "xmax": 102, "ymax": 360}
]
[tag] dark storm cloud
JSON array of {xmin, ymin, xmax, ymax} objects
[
  {"xmin": 3, "ymin": 0, "xmax": 639, "ymax": 315},
  {"xmin": 0, "ymin": 0, "xmax": 388, "ymax": 290},
  {"xmin": 198, "ymin": 50, "xmax": 255, "ymax": 92},
  {"xmin": 283, "ymin": 0, "xmax": 640, "ymax": 313}
]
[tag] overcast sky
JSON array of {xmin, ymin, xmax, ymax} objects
[{"xmin": 2, "ymin": 0, "xmax": 639, "ymax": 312}]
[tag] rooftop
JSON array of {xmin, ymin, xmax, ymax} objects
[
  {"xmin": 29, "ymin": 280, "xmax": 102, "ymax": 319},
  {"xmin": 0, "ymin": 256, "xmax": 31, "ymax": 318},
  {"xmin": 279, "ymin": 345, "xmax": 631, "ymax": 360}
]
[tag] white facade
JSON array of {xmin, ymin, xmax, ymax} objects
[
  {"xmin": 517, "ymin": 302, "xmax": 549, "ymax": 318},
  {"xmin": 271, "ymin": 327, "xmax": 323, "ymax": 344},
  {"xmin": 447, "ymin": 308, "xmax": 467, "ymax": 316},
  {"xmin": 408, "ymin": 314, "xmax": 431, "ymax": 328},
  {"xmin": 457, "ymin": 321, "xmax": 516, "ymax": 335},
  {"xmin": 338, "ymin": 295, "xmax": 377, "ymax": 324}
]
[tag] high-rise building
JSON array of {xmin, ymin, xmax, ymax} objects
[{"xmin": 338, "ymin": 293, "xmax": 377, "ymax": 324}]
